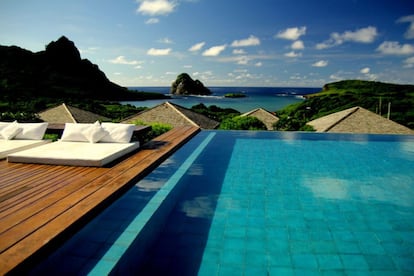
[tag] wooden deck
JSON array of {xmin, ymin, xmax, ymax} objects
[{"xmin": 0, "ymin": 126, "xmax": 200, "ymax": 275}]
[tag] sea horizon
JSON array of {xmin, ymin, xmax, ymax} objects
[{"xmin": 124, "ymin": 86, "xmax": 321, "ymax": 113}]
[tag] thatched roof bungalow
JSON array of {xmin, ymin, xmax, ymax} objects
[
  {"xmin": 307, "ymin": 106, "xmax": 414, "ymax": 134},
  {"xmin": 122, "ymin": 102, "xmax": 219, "ymax": 129},
  {"xmin": 38, "ymin": 103, "xmax": 110, "ymax": 124},
  {"xmin": 241, "ymin": 108, "xmax": 279, "ymax": 130}
]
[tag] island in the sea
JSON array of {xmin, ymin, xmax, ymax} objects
[
  {"xmin": 170, "ymin": 73, "xmax": 211, "ymax": 96},
  {"xmin": 224, "ymin": 93, "xmax": 247, "ymax": 98}
]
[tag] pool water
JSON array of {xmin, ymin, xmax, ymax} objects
[{"xmin": 32, "ymin": 131, "xmax": 414, "ymax": 275}]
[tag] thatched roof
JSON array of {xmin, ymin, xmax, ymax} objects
[
  {"xmin": 241, "ymin": 108, "xmax": 279, "ymax": 130},
  {"xmin": 38, "ymin": 103, "xmax": 110, "ymax": 124},
  {"xmin": 307, "ymin": 106, "xmax": 414, "ymax": 134},
  {"xmin": 122, "ymin": 101, "xmax": 219, "ymax": 129}
]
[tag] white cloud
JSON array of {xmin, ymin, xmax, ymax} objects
[
  {"xmin": 312, "ymin": 60, "xmax": 328, "ymax": 67},
  {"xmin": 145, "ymin": 18, "xmax": 160, "ymax": 24},
  {"xmin": 236, "ymin": 56, "xmax": 250, "ymax": 65},
  {"xmin": 360, "ymin": 67, "xmax": 370, "ymax": 74},
  {"xmin": 359, "ymin": 67, "xmax": 377, "ymax": 80},
  {"xmin": 315, "ymin": 42, "xmax": 330, "ymax": 50},
  {"xmin": 403, "ymin": 56, "xmax": 414, "ymax": 68},
  {"xmin": 276, "ymin": 26, "xmax": 306, "ymax": 40},
  {"xmin": 188, "ymin": 42, "xmax": 205, "ymax": 52},
  {"xmin": 231, "ymin": 35, "xmax": 260, "ymax": 47},
  {"xmin": 137, "ymin": 0, "xmax": 177, "ymax": 16},
  {"xmin": 109, "ymin": 55, "xmax": 140, "ymax": 65},
  {"xmin": 147, "ymin": 48, "xmax": 172, "ymax": 56},
  {"xmin": 376, "ymin": 41, "xmax": 414, "ymax": 55},
  {"xmin": 291, "ymin": 40, "xmax": 304, "ymax": 50},
  {"xmin": 158, "ymin": 37, "xmax": 174, "ymax": 44},
  {"xmin": 316, "ymin": 26, "xmax": 378, "ymax": 49},
  {"xmin": 285, "ymin": 51, "xmax": 302, "ymax": 58},
  {"xmin": 255, "ymin": 62, "xmax": 262, "ymax": 67},
  {"xmin": 79, "ymin": 47, "xmax": 99, "ymax": 55},
  {"xmin": 330, "ymin": 74, "xmax": 342, "ymax": 81},
  {"xmin": 340, "ymin": 26, "xmax": 378, "ymax": 43},
  {"xmin": 202, "ymin": 44, "xmax": 227, "ymax": 56},
  {"xmin": 233, "ymin": 49, "xmax": 246, "ymax": 55},
  {"xmin": 397, "ymin": 15, "xmax": 414, "ymax": 39}
]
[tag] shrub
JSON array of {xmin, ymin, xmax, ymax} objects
[
  {"xmin": 219, "ymin": 116, "xmax": 267, "ymax": 130},
  {"xmin": 132, "ymin": 120, "xmax": 173, "ymax": 143}
]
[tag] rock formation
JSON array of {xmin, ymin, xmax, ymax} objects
[{"xmin": 170, "ymin": 73, "xmax": 211, "ymax": 95}]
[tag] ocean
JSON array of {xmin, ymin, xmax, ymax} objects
[{"xmin": 122, "ymin": 87, "xmax": 321, "ymax": 113}]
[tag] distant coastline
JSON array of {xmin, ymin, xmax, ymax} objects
[{"xmin": 124, "ymin": 86, "xmax": 321, "ymax": 113}]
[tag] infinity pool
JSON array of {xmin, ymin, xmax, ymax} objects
[{"xmin": 32, "ymin": 131, "xmax": 414, "ymax": 275}]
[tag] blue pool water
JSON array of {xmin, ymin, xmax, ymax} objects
[{"xmin": 32, "ymin": 131, "xmax": 414, "ymax": 275}]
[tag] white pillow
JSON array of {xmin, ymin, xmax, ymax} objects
[
  {"xmin": 82, "ymin": 121, "xmax": 109, "ymax": 143},
  {"xmin": 61, "ymin": 123, "xmax": 92, "ymax": 142},
  {"xmin": 15, "ymin": 122, "xmax": 48, "ymax": 140},
  {"xmin": 1, "ymin": 121, "xmax": 22, "ymax": 140},
  {"xmin": 0, "ymin": 122, "xmax": 10, "ymax": 132},
  {"xmin": 100, "ymin": 123, "xmax": 135, "ymax": 143}
]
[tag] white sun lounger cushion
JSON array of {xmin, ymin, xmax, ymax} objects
[
  {"xmin": 0, "ymin": 121, "xmax": 22, "ymax": 140},
  {"xmin": 100, "ymin": 123, "xmax": 136, "ymax": 143},
  {"xmin": 0, "ymin": 122, "xmax": 49, "ymax": 140},
  {"xmin": 15, "ymin": 122, "xmax": 49, "ymax": 140},
  {"xmin": 61, "ymin": 123, "xmax": 95, "ymax": 142},
  {"xmin": 0, "ymin": 139, "xmax": 52, "ymax": 159},
  {"xmin": 7, "ymin": 141, "xmax": 140, "ymax": 167},
  {"xmin": 61, "ymin": 122, "xmax": 135, "ymax": 143},
  {"xmin": 82, "ymin": 121, "xmax": 110, "ymax": 143}
]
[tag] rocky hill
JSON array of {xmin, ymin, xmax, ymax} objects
[
  {"xmin": 0, "ymin": 36, "xmax": 152, "ymax": 101},
  {"xmin": 170, "ymin": 73, "xmax": 211, "ymax": 95},
  {"xmin": 275, "ymin": 80, "xmax": 414, "ymax": 130}
]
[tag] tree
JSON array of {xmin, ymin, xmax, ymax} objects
[{"xmin": 219, "ymin": 116, "xmax": 267, "ymax": 130}]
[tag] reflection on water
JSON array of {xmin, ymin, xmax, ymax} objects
[
  {"xmin": 180, "ymin": 195, "xmax": 218, "ymax": 219},
  {"xmin": 303, "ymin": 177, "xmax": 349, "ymax": 200},
  {"xmin": 303, "ymin": 175, "xmax": 414, "ymax": 207},
  {"xmin": 401, "ymin": 142, "xmax": 414, "ymax": 160}
]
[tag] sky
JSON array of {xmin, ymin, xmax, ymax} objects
[{"xmin": 1, "ymin": 0, "xmax": 414, "ymax": 88}]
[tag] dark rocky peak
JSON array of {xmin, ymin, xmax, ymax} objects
[
  {"xmin": 45, "ymin": 36, "xmax": 81, "ymax": 66},
  {"xmin": 171, "ymin": 73, "xmax": 211, "ymax": 95}
]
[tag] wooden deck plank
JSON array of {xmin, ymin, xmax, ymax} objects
[
  {"xmin": 0, "ymin": 126, "xmax": 200, "ymax": 275},
  {"xmin": 0, "ymin": 165, "xmax": 89, "ymax": 204},
  {"xmin": 0, "ymin": 167, "xmax": 96, "ymax": 216},
  {"xmin": 0, "ymin": 126, "xmax": 195, "ymax": 247}
]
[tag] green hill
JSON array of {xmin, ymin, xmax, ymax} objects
[
  {"xmin": 274, "ymin": 80, "xmax": 414, "ymax": 130},
  {"xmin": 0, "ymin": 36, "xmax": 168, "ymax": 121}
]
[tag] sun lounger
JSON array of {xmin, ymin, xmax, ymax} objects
[
  {"xmin": 7, "ymin": 121, "xmax": 140, "ymax": 167},
  {"xmin": 0, "ymin": 122, "xmax": 50, "ymax": 159},
  {"xmin": 7, "ymin": 141, "xmax": 140, "ymax": 167},
  {"xmin": 0, "ymin": 140, "xmax": 52, "ymax": 159}
]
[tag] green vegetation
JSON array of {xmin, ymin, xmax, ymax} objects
[
  {"xmin": 274, "ymin": 80, "xmax": 414, "ymax": 131},
  {"xmin": 190, "ymin": 103, "xmax": 267, "ymax": 130},
  {"xmin": 224, "ymin": 93, "xmax": 247, "ymax": 98},
  {"xmin": 219, "ymin": 116, "xmax": 267, "ymax": 130},
  {"xmin": 101, "ymin": 103, "xmax": 146, "ymax": 122},
  {"xmin": 0, "ymin": 36, "xmax": 168, "ymax": 122},
  {"xmin": 0, "ymin": 98, "xmax": 146, "ymax": 122},
  {"xmin": 131, "ymin": 120, "xmax": 173, "ymax": 143},
  {"xmin": 190, "ymin": 103, "xmax": 240, "ymax": 122}
]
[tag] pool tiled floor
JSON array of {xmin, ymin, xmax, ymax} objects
[
  {"xmin": 139, "ymin": 134, "xmax": 414, "ymax": 275},
  {"xmin": 30, "ymin": 131, "xmax": 414, "ymax": 275}
]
